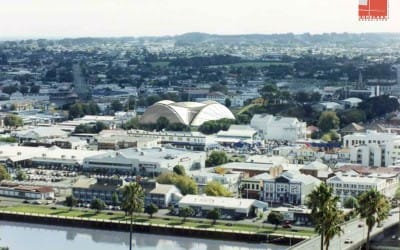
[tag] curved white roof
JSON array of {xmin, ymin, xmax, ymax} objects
[{"xmin": 140, "ymin": 100, "xmax": 235, "ymax": 126}]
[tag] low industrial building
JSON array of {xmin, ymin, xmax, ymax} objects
[
  {"xmin": 0, "ymin": 181, "xmax": 54, "ymax": 200},
  {"xmin": 82, "ymin": 147, "xmax": 206, "ymax": 175},
  {"xmin": 178, "ymin": 194, "xmax": 268, "ymax": 219}
]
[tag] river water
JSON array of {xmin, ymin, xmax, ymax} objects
[{"xmin": 0, "ymin": 221, "xmax": 288, "ymax": 250}]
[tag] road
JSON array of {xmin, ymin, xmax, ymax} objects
[{"xmin": 291, "ymin": 209, "xmax": 400, "ymax": 250}]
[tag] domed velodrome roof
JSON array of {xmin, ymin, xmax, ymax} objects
[{"xmin": 140, "ymin": 100, "xmax": 235, "ymax": 126}]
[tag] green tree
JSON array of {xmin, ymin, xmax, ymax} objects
[
  {"xmin": 90, "ymin": 198, "xmax": 105, "ymax": 213},
  {"xmin": 15, "ymin": 170, "xmax": 27, "ymax": 181},
  {"xmin": 179, "ymin": 207, "xmax": 194, "ymax": 222},
  {"xmin": 122, "ymin": 182, "xmax": 145, "ymax": 250},
  {"xmin": 173, "ymin": 165, "xmax": 186, "ymax": 176},
  {"xmin": 357, "ymin": 189, "xmax": 390, "ymax": 250},
  {"xmin": 317, "ymin": 111, "xmax": 340, "ymax": 133},
  {"xmin": 4, "ymin": 114, "xmax": 23, "ymax": 127},
  {"xmin": 111, "ymin": 100, "xmax": 124, "ymax": 112},
  {"xmin": 155, "ymin": 116, "xmax": 170, "ymax": 131},
  {"xmin": 206, "ymin": 151, "xmax": 228, "ymax": 167},
  {"xmin": 267, "ymin": 211, "xmax": 283, "ymax": 230},
  {"xmin": 207, "ymin": 208, "xmax": 220, "ymax": 225},
  {"xmin": 111, "ymin": 192, "xmax": 119, "ymax": 207},
  {"xmin": 224, "ymin": 98, "xmax": 231, "ymax": 108},
  {"xmin": 157, "ymin": 173, "xmax": 198, "ymax": 195},
  {"xmin": 209, "ymin": 83, "xmax": 228, "ymax": 94},
  {"xmin": 307, "ymin": 183, "xmax": 343, "ymax": 250},
  {"xmin": 123, "ymin": 117, "xmax": 140, "ymax": 130},
  {"xmin": 204, "ymin": 181, "xmax": 232, "ymax": 197},
  {"xmin": 30, "ymin": 85, "xmax": 40, "ymax": 94},
  {"xmin": 260, "ymin": 84, "xmax": 280, "ymax": 105},
  {"xmin": 145, "ymin": 203, "xmax": 159, "ymax": 218},
  {"xmin": 0, "ymin": 165, "xmax": 10, "ymax": 181},
  {"xmin": 343, "ymin": 197, "xmax": 359, "ymax": 209},
  {"xmin": 65, "ymin": 195, "xmax": 77, "ymax": 211},
  {"xmin": 394, "ymin": 185, "xmax": 400, "ymax": 200}
]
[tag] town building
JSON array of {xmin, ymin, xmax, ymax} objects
[
  {"xmin": 263, "ymin": 171, "xmax": 321, "ymax": 206},
  {"xmin": 145, "ymin": 183, "xmax": 182, "ymax": 208},
  {"xmin": 343, "ymin": 130, "xmax": 400, "ymax": 166},
  {"xmin": 326, "ymin": 172, "xmax": 388, "ymax": 203},
  {"xmin": 250, "ymin": 114, "xmax": 306, "ymax": 141}
]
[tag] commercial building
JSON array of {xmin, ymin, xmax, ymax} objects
[
  {"xmin": 72, "ymin": 177, "xmax": 126, "ymax": 204},
  {"xmin": 263, "ymin": 171, "xmax": 321, "ymax": 206},
  {"xmin": 127, "ymin": 129, "xmax": 206, "ymax": 151},
  {"xmin": 190, "ymin": 170, "xmax": 241, "ymax": 194},
  {"xmin": 216, "ymin": 125, "xmax": 258, "ymax": 145},
  {"xmin": 82, "ymin": 147, "xmax": 206, "ymax": 175},
  {"xmin": 140, "ymin": 100, "xmax": 235, "ymax": 127},
  {"xmin": 343, "ymin": 130, "xmax": 400, "ymax": 167},
  {"xmin": 250, "ymin": 114, "xmax": 306, "ymax": 141},
  {"xmin": 0, "ymin": 181, "xmax": 54, "ymax": 200},
  {"xmin": 0, "ymin": 144, "xmax": 104, "ymax": 168},
  {"xmin": 326, "ymin": 173, "xmax": 388, "ymax": 202},
  {"xmin": 178, "ymin": 195, "xmax": 268, "ymax": 219}
]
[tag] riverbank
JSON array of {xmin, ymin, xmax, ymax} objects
[{"xmin": 0, "ymin": 205, "xmax": 313, "ymax": 244}]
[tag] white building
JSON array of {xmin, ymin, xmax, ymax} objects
[
  {"xmin": 178, "ymin": 194, "xmax": 268, "ymax": 219},
  {"xmin": 263, "ymin": 170, "xmax": 321, "ymax": 205},
  {"xmin": 327, "ymin": 173, "xmax": 388, "ymax": 202},
  {"xmin": 83, "ymin": 147, "xmax": 206, "ymax": 175},
  {"xmin": 250, "ymin": 114, "xmax": 306, "ymax": 141},
  {"xmin": 216, "ymin": 125, "xmax": 258, "ymax": 144},
  {"xmin": 343, "ymin": 130, "xmax": 400, "ymax": 167}
]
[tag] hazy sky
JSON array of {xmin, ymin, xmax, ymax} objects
[{"xmin": 1, "ymin": 0, "xmax": 399, "ymax": 38}]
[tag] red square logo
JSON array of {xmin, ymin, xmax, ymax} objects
[{"xmin": 359, "ymin": 0, "xmax": 388, "ymax": 20}]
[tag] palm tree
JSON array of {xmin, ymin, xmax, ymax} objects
[
  {"xmin": 357, "ymin": 189, "xmax": 390, "ymax": 250},
  {"xmin": 322, "ymin": 201, "xmax": 343, "ymax": 250},
  {"xmin": 122, "ymin": 182, "xmax": 145, "ymax": 250},
  {"xmin": 306, "ymin": 183, "xmax": 342, "ymax": 250}
]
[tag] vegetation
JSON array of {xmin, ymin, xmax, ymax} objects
[
  {"xmin": 204, "ymin": 181, "xmax": 232, "ymax": 197},
  {"xmin": 111, "ymin": 192, "xmax": 119, "ymax": 207},
  {"xmin": 0, "ymin": 165, "xmax": 10, "ymax": 181},
  {"xmin": 206, "ymin": 151, "xmax": 228, "ymax": 167},
  {"xmin": 198, "ymin": 118, "xmax": 234, "ymax": 134},
  {"xmin": 65, "ymin": 195, "xmax": 77, "ymax": 211},
  {"xmin": 144, "ymin": 203, "xmax": 159, "ymax": 218},
  {"xmin": 173, "ymin": 165, "xmax": 186, "ymax": 176},
  {"xmin": 267, "ymin": 211, "xmax": 284, "ymax": 230},
  {"xmin": 343, "ymin": 197, "xmax": 359, "ymax": 209},
  {"xmin": 15, "ymin": 169, "xmax": 27, "ymax": 181},
  {"xmin": 179, "ymin": 207, "xmax": 194, "ymax": 222},
  {"xmin": 4, "ymin": 114, "xmax": 23, "ymax": 128},
  {"xmin": 214, "ymin": 166, "xmax": 227, "ymax": 175},
  {"xmin": 157, "ymin": 172, "xmax": 198, "ymax": 195},
  {"xmin": 0, "ymin": 204, "xmax": 315, "ymax": 236},
  {"xmin": 68, "ymin": 102, "xmax": 100, "ymax": 119},
  {"xmin": 0, "ymin": 137, "xmax": 17, "ymax": 143},
  {"xmin": 207, "ymin": 208, "xmax": 220, "ymax": 224},
  {"xmin": 358, "ymin": 95, "xmax": 399, "ymax": 120},
  {"xmin": 317, "ymin": 111, "xmax": 340, "ymax": 133},
  {"xmin": 74, "ymin": 122, "xmax": 107, "ymax": 134},
  {"xmin": 121, "ymin": 182, "xmax": 145, "ymax": 250},
  {"xmin": 357, "ymin": 189, "xmax": 390, "ymax": 250},
  {"xmin": 307, "ymin": 183, "xmax": 344, "ymax": 250},
  {"xmin": 90, "ymin": 198, "xmax": 106, "ymax": 213}
]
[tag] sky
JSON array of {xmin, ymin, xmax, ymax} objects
[{"xmin": 0, "ymin": 0, "xmax": 400, "ymax": 39}]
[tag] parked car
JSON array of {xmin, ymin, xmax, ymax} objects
[{"xmin": 344, "ymin": 238, "xmax": 353, "ymax": 244}]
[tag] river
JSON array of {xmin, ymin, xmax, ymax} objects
[{"xmin": 0, "ymin": 221, "xmax": 288, "ymax": 250}]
